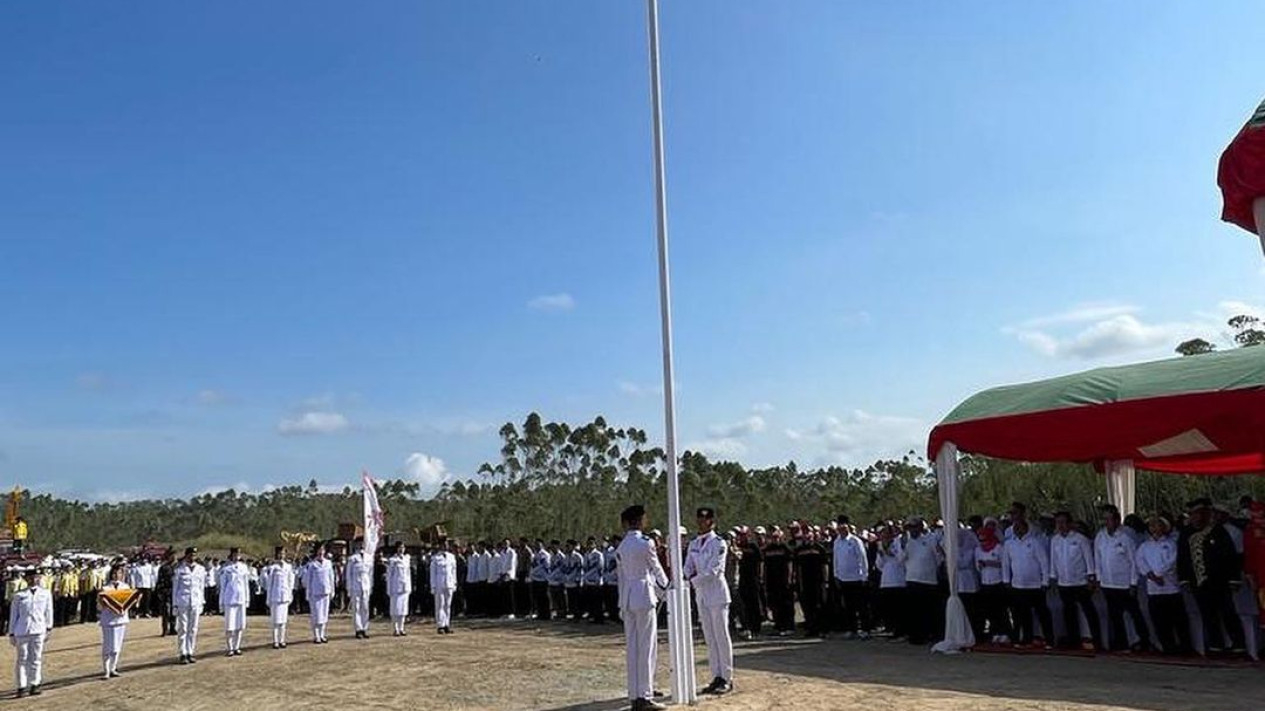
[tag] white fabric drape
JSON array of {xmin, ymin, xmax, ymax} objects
[
  {"xmin": 932, "ymin": 442, "xmax": 975, "ymax": 653},
  {"xmin": 1104, "ymin": 459, "xmax": 1136, "ymax": 515}
]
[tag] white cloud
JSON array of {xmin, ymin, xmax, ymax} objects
[
  {"xmin": 751, "ymin": 402, "xmax": 775, "ymax": 413},
  {"xmin": 685, "ymin": 438, "xmax": 748, "ymax": 459},
  {"xmin": 277, "ymin": 411, "xmax": 350, "ymax": 436},
  {"xmin": 196, "ymin": 389, "xmax": 229, "ymax": 405},
  {"xmin": 88, "ymin": 489, "xmax": 156, "ymax": 503},
  {"xmin": 787, "ymin": 410, "xmax": 925, "ymax": 465},
  {"xmin": 402, "ymin": 452, "xmax": 450, "ymax": 493},
  {"xmin": 527, "ymin": 293, "xmax": 576, "ymax": 312},
  {"xmin": 618, "ymin": 380, "xmax": 662, "ymax": 397},
  {"xmin": 707, "ymin": 415, "xmax": 766, "ymax": 439},
  {"xmin": 1005, "ymin": 302, "xmax": 1243, "ymax": 360},
  {"xmin": 1018, "ymin": 303, "xmax": 1139, "ymax": 329}
]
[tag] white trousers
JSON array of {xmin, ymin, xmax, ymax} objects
[
  {"xmin": 175, "ymin": 605, "xmax": 202, "ymax": 657},
  {"xmin": 13, "ymin": 634, "xmax": 45, "ymax": 689},
  {"xmin": 309, "ymin": 595, "xmax": 330, "ymax": 640},
  {"xmin": 351, "ymin": 591, "xmax": 371, "ymax": 632},
  {"xmin": 223, "ymin": 604, "xmax": 247, "ymax": 632},
  {"xmin": 622, "ymin": 608, "xmax": 657, "ymax": 701},
  {"xmin": 101, "ymin": 624, "xmax": 126, "ymax": 674},
  {"xmin": 434, "ymin": 589, "xmax": 453, "ymax": 629},
  {"xmin": 390, "ymin": 593, "xmax": 409, "ymax": 620},
  {"xmin": 698, "ymin": 602, "xmax": 734, "ymax": 682}
]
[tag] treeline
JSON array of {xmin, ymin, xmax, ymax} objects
[{"xmin": 18, "ymin": 413, "xmax": 1265, "ymax": 554}]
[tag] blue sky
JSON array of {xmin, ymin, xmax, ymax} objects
[{"xmin": 2, "ymin": 2, "xmax": 1263, "ymax": 501}]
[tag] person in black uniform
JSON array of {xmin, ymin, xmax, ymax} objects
[
  {"xmin": 156, "ymin": 552, "xmax": 176, "ymax": 636},
  {"xmin": 736, "ymin": 528, "xmax": 765, "ymax": 639},
  {"xmin": 792, "ymin": 527, "xmax": 827, "ymax": 637},
  {"xmin": 762, "ymin": 527, "xmax": 794, "ymax": 636}
]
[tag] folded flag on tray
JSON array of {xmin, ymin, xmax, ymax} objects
[{"xmin": 98, "ymin": 587, "xmax": 143, "ymax": 615}]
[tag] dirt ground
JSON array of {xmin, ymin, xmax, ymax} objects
[{"xmin": 2, "ymin": 614, "xmax": 1261, "ymax": 711}]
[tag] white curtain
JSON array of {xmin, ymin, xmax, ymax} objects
[
  {"xmin": 1104, "ymin": 459, "xmax": 1136, "ymax": 515},
  {"xmin": 933, "ymin": 442, "xmax": 975, "ymax": 653}
]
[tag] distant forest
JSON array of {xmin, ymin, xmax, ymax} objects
[{"xmin": 17, "ymin": 413, "xmax": 1265, "ymax": 556}]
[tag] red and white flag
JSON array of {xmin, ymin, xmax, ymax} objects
[{"xmin": 362, "ymin": 471, "xmax": 383, "ymax": 561}]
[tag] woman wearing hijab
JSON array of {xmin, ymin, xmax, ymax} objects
[{"xmin": 974, "ymin": 518, "xmax": 1011, "ymax": 643}]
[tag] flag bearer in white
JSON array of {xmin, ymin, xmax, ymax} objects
[
  {"xmin": 430, "ymin": 539, "xmax": 458, "ymax": 634},
  {"xmin": 685, "ymin": 506, "xmax": 734, "ymax": 696},
  {"xmin": 9, "ymin": 568, "xmax": 53, "ymax": 698},
  {"xmin": 172, "ymin": 547, "xmax": 207, "ymax": 665},
  {"xmin": 1094, "ymin": 504, "xmax": 1150, "ymax": 652},
  {"xmin": 264, "ymin": 547, "xmax": 296, "ymax": 649},
  {"xmin": 346, "ymin": 539, "xmax": 374, "ymax": 639},
  {"xmin": 303, "ymin": 544, "xmax": 335, "ymax": 643},
  {"xmin": 98, "ymin": 564, "xmax": 131, "ymax": 679},
  {"xmin": 616, "ymin": 504, "xmax": 669, "ymax": 711},
  {"xmin": 218, "ymin": 547, "xmax": 251, "ymax": 657},
  {"xmin": 387, "ymin": 542, "xmax": 412, "ymax": 636}
]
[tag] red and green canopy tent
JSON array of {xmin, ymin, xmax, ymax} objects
[{"xmin": 925, "ymin": 347, "xmax": 1265, "ymax": 653}]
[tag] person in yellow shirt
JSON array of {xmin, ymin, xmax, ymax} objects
[
  {"xmin": 56, "ymin": 564, "xmax": 80, "ymax": 626},
  {"xmin": 12, "ymin": 517, "xmax": 28, "ymax": 555}
]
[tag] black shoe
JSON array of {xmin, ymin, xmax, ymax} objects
[
  {"xmin": 15, "ymin": 689, "xmax": 26, "ymax": 699},
  {"xmin": 189, "ymin": 655, "xmax": 198, "ymax": 664},
  {"xmin": 280, "ymin": 643, "xmax": 288, "ymax": 649},
  {"xmin": 272, "ymin": 643, "xmax": 280, "ymax": 650},
  {"xmin": 110, "ymin": 671, "xmax": 121, "ymax": 678},
  {"xmin": 712, "ymin": 680, "xmax": 733, "ymax": 695},
  {"xmin": 29, "ymin": 686, "xmax": 41, "ymax": 696},
  {"xmin": 179, "ymin": 655, "xmax": 189, "ymax": 665},
  {"xmin": 701, "ymin": 677, "xmax": 723, "ymax": 694}
]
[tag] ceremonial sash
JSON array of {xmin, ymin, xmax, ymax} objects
[{"xmin": 98, "ymin": 587, "xmax": 143, "ymax": 615}]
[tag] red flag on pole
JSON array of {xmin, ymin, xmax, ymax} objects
[{"xmin": 1217, "ymin": 97, "xmax": 1265, "ymax": 235}]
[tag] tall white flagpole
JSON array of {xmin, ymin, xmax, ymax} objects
[{"xmin": 645, "ymin": 0, "xmax": 696, "ymax": 704}]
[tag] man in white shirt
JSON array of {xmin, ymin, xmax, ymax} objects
[
  {"xmin": 603, "ymin": 535, "xmax": 621, "ymax": 625},
  {"xmin": 1002, "ymin": 519, "xmax": 1052, "ymax": 647},
  {"xmin": 386, "ymin": 542, "xmax": 412, "ymax": 636},
  {"xmin": 685, "ymin": 506, "xmax": 733, "ymax": 696},
  {"xmin": 171, "ymin": 547, "xmax": 207, "ymax": 665},
  {"xmin": 901, "ymin": 518, "xmax": 943, "ymax": 645},
  {"xmin": 497, "ymin": 539, "xmax": 519, "ymax": 620},
  {"xmin": 1135, "ymin": 516, "xmax": 1191, "ymax": 655},
  {"xmin": 529, "ymin": 539, "xmax": 552, "ymax": 620},
  {"xmin": 430, "ymin": 539, "xmax": 458, "ymax": 634},
  {"xmin": 217, "ymin": 548, "xmax": 251, "ymax": 656},
  {"xmin": 1094, "ymin": 505, "xmax": 1150, "ymax": 652},
  {"xmin": 465, "ymin": 542, "xmax": 486, "ymax": 618},
  {"xmin": 564, "ymin": 540, "xmax": 584, "ymax": 620},
  {"xmin": 616, "ymin": 505, "xmax": 669, "ymax": 711},
  {"xmin": 1050, "ymin": 512, "xmax": 1103, "ymax": 650},
  {"xmin": 547, "ymin": 541, "xmax": 567, "ymax": 619},
  {"xmin": 264, "ymin": 547, "xmax": 295, "ymax": 649},
  {"xmin": 346, "ymin": 539, "xmax": 374, "ymax": 639},
  {"xmin": 582, "ymin": 537, "xmax": 605, "ymax": 624},
  {"xmin": 9, "ymin": 568, "xmax": 53, "ymax": 698},
  {"xmin": 832, "ymin": 516, "xmax": 871, "ymax": 639}
]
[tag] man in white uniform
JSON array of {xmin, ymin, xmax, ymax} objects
[
  {"xmin": 171, "ymin": 547, "xmax": 207, "ymax": 665},
  {"xmin": 685, "ymin": 506, "xmax": 734, "ymax": 696},
  {"xmin": 1049, "ymin": 511, "xmax": 1103, "ymax": 651},
  {"xmin": 303, "ymin": 544, "xmax": 335, "ymax": 643},
  {"xmin": 346, "ymin": 539, "xmax": 374, "ymax": 639},
  {"xmin": 98, "ymin": 564, "xmax": 132, "ymax": 679},
  {"xmin": 264, "ymin": 546, "xmax": 295, "ymax": 649},
  {"xmin": 8, "ymin": 568, "xmax": 53, "ymax": 698},
  {"xmin": 387, "ymin": 542, "xmax": 412, "ymax": 636},
  {"xmin": 616, "ymin": 504, "xmax": 669, "ymax": 711},
  {"xmin": 218, "ymin": 548, "xmax": 251, "ymax": 656},
  {"xmin": 1094, "ymin": 505, "xmax": 1150, "ymax": 652},
  {"xmin": 430, "ymin": 539, "xmax": 458, "ymax": 634}
]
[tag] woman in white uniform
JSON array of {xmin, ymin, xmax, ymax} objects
[
  {"xmin": 98, "ymin": 564, "xmax": 131, "ymax": 679},
  {"xmin": 386, "ymin": 542, "xmax": 413, "ymax": 636},
  {"xmin": 303, "ymin": 544, "xmax": 335, "ymax": 643},
  {"xmin": 217, "ymin": 548, "xmax": 251, "ymax": 657}
]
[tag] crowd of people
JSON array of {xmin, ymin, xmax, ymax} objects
[{"xmin": 4, "ymin": 495, "xmax": 1264, "ymax": 700}]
